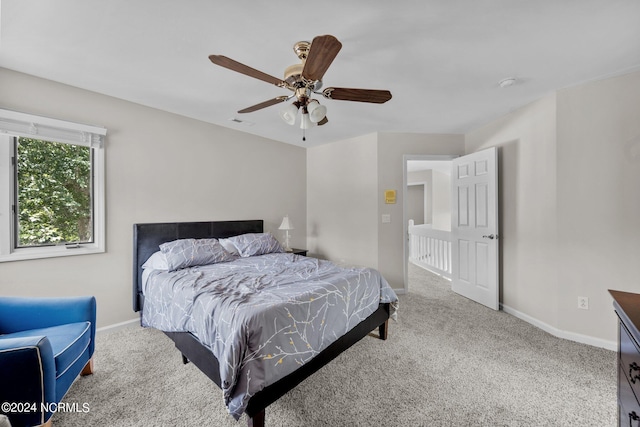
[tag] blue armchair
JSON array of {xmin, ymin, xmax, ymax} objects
[{"xmin": 0, "ymin": 296, "xmax": 96, "ymax": 427}]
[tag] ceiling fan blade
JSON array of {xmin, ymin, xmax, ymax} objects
[
  {"xmin": 302, "ymin": 35, "xmax": 342, "ymax": 82},
  {"xmin": 317, "ymin": 116, "xmax": 328, "ymax": 126},
  {"xmin": 209, "ymin": 55, "xmax": 286, "ymax": 87},
  {"xmin": 238, "ymin": 96, "xmax": 289, "ymax": 114},
  {"xmin": 322, "ymin": 87, "xmax": 392, "ymax": 104}
]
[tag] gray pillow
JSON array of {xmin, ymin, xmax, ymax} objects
[
  {"xmin": 227, "ymin": 233, "xmax": 284, "ymax": 257},
  {"xmin": 159, "ymin": 238, "xmax": 235, "ymax": 271}
]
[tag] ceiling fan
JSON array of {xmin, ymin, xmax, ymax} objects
[{"xmin": 209, "ymin": 34, "xmax": 392, "ymax": 139}]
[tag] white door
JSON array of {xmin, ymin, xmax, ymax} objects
[{"xmin": 451, "ymin": 147, "xmax": 499, "ymax": 310}]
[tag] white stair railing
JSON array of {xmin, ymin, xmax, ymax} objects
[{"xmin": 408, "ymin": 220, "xmax": 452, "ymax": 279}]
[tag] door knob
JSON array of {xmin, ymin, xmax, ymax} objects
[{"xmin": 482, "ymin": 234, "xmax": 496, "ymax": 240}]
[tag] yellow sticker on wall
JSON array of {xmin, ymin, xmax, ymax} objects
[{"xmin": 385, "ymin": 190, "xmax": 396, "ymax": 204}]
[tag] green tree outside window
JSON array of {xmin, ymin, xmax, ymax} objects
[{"xmin": 16, "ymin": 137, "xmax": 93, "ymax": 247}]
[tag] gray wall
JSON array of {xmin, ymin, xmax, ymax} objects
[
  {"xmin": 0, "ymin": 68, "xmax": 307, "ymax": 329},
  {"xmin": 556, "ymin": 71, "xmax": 640, "ymax": 342},
  {"xmin": 466, "ymin": 93, "xmax": 560, "ymax": 337},
  {"xmin": 309, "ymin": 70, "xmax": 640, "ymax": 346},
  {"xmin": 466, "ymin": 70, "xmax": 640, "ymax": 346},
  {"xmin": 376, "ymin": 133, "xmax": 465, "ymax": 287},
  {"xmin": 306, "ymin": 133, "xmax": 379, "ymax": 267},
  {"xmin": 407, "ymin": 169, "xmax": 432, "ymax": 225},
  {"xmin": 406, "ymin": 184, "xmax": 425, "ymax": 225},
  {"xmin": 307, "ymin": 132, "xmax": 465, "ymax": 288},
  {"xmin": 4, "ymin": 64, "xmax": 638, "ymax": 346},
  {"xmin": 431, "ymin": 170, "xmax": 451, "ymax": 231},
  {"xmin": 407, "ymin": 168, "xmax": 450, "ymax": 230}
]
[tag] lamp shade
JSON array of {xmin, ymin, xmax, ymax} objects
[
  {"xmin": 279, "ymin": 104, "xmax": 298, "ymax": 126},
  {"xmin": 307, "ymin": 101, "xmax": 327, "ymax": 123},
  {"xmin": 278, "ymin": 215, "xmax": 294, "ymax": 230}
]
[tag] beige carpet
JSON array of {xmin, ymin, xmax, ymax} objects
[{"xmin": 56, "ymin": 265, "xmax": 617, "ymax": 426}]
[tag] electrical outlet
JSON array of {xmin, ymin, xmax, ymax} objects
[{"xmin": 578, "ymin": 297, "xmax": 589, "ymax": 310}]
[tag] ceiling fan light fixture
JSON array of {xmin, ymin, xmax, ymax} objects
[
  {"xmin": 279, "ymin": 103, "xmax": 299, "ymax": 126},
  {"xmin": 300, "ymin": 113, "xmax": 314, "ymax": 129},
  {"xmin": 307, "ymin": 100, "xmax": 327, "ymax": 123}
]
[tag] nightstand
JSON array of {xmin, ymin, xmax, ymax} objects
[{"xmin": 288, "ymin": 248, "xmax": 308, "ymax": 256}]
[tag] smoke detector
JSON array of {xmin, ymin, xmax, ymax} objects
[{"xmin": 498, "ymin": 77, "xmax": 517, "ymax": 88}]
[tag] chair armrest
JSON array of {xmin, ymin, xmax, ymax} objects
[
  {"xmin": 0, "ymin": 296, "xmax": 96, "ymax": 357},
  {"xmin": 0, "ymin": 336, "xmax": 56, "ymax": 426},
  {"xmin": 0, "ymin": 296, "xmax": 96, "ymax": 333}
]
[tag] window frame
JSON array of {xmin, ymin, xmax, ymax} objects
[{"xmin": 0, "ymin": 109, "xmax": 106, "ymax": 262}]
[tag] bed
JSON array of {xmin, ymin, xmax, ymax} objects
[{"xmin": 133, "ymin": 220, "xmax": 397, "ymax": 426}]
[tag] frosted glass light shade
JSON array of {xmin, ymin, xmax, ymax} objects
[
  {"xmin": 300, "ymin": 113, "xmax": 314, "ymax": 129},
  {"xmin": 307, "ymin": 101, "xmax": 327, "ymax": 123},
  {"xmin": 279, "ymin": 104, "xmax": 298, "ymax": 125}
]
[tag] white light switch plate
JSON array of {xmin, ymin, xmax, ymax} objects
[{"xmin": 381, "ymin": 214, "xmax": 391, "ymax": 223}]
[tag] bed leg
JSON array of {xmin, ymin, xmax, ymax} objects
[
  {"xmin": 379, "ymin": 319, "xmax": 389, "ymax": 340},
  {"xmin": 181, "ymin": 354, "xmax": 189, "ymax": 364},
  {"xmin": 247, "ymin": 409, "xmax": 265, "ymax": 427}
]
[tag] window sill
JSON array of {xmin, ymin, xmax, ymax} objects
[{"xmin": 0, "ymin": 244, "xmax": 104, "ymax": 263}]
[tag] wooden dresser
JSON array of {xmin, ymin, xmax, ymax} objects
[{"xmin": 610, "ymin": 290, "xmax": 640, "ymax": 426}]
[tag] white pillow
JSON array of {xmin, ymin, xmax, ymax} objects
[
  {"xmin": 218, "ymin": 238, "xmax": 240, "ymax": 256},
  {"xmin": 142, "ymin": 251, "xmax": 169, "ymax": 271}
]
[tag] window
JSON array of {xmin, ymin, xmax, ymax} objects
[
  {"xmin": 0, "ymin": 109, "xmax": 106, "ymax": 262},
  {"xmin": 15, "ymin": 137, "xmax": 94, "ymax": 247}
]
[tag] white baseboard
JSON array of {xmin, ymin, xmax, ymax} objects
[
  {"xmin": 97, "ymin": 308, "xmax": 616, "ymax": 351},
  {"xmin": 96, "ymin": 318, "xmax": 140, "ymax": 335},
  {"xmin": 500, "ymin": 303, "xmax": 617, "ymax": 351}
]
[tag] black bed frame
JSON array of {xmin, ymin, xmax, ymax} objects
[{"xmin": 133, "ymin": 220, "xmax": 390, "ymax": 427}]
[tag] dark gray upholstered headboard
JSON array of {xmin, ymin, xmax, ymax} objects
[{"xmin": 132, "ymin": 220, "xmax": 263, "ymax": 312}]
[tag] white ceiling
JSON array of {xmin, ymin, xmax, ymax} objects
[{"xmin": 1, "ymin": 0, "xmax": 639, "ymax": 148}]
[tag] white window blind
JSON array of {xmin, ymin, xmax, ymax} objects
[{"xmin": 0, "ymin": 108, "xmax": 107, "ymax": 147}]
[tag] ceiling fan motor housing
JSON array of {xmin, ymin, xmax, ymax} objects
[
  {"xmin": 293, "ymin": 41, "xmax": 310, "ymax": 60},
  {"xmin": 284, "ymin": 64, "xmax": 322, "ymax": 91}
]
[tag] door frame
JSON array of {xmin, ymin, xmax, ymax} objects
[{"xmin": 402, "ymin": 154, "xmax": 458, "ymax": 293}]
